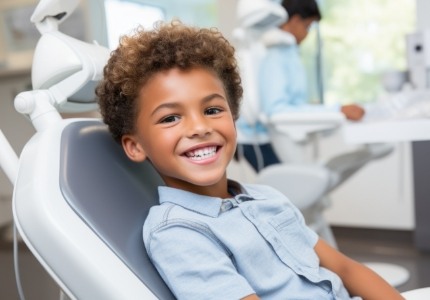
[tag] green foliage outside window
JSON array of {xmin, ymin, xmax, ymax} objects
[{"xmin": 301, "ymin": 0, "xmax": 416, "ymax": 105}]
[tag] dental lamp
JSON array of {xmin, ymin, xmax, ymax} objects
[{"xmin": 14, "ymin": 0, "xmax": 110, "ymax": 132}]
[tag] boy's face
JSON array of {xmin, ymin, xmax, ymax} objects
[{"xmin": 122, "ymin": 67, "xmax": 237, "ymax": 196}]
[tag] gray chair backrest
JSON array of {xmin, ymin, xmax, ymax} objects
[{"xmin": 59, "ymin": 120, "xmax": 175, "ymax": 299}]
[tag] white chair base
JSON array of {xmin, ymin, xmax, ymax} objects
[
  {"xmin": 402, "ymin": 287, "xmax": 430, "ymax": 300},
  {"xmin": 364, "ymin": 262, "xmax": 410, "ymax": 287}
]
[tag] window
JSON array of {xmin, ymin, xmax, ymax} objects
[
  {"xmin": 104, "ymin": 0, "xmax": 165, "ymax": 49},
  {"xmin": 301, "ymin": 0, "xmax": 416, "ymax": 105},
  {"xmin": 103, "ymin": 0, "xmax": 217, "ymax": 50}
]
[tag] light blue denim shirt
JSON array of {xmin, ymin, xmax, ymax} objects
[
  {"xmin": 236, "ymin": 30, "xmax": 338, "ymax": 144},
  {"xmin": 143, "ymin": 181, "xmax": 361, "ymax": 300}
]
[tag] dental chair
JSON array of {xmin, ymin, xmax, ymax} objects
[
  {"xmin": 233, "ymin": 0, "xmax": 408, "ymax": 287},
  {"xmin": 0, "ymin": 0, "xmax": 173, "ymax": 298},
  {"xmin": 14, "ymin": 119, "xmax": 173, "ymax": 299}
]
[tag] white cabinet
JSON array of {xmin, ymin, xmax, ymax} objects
[{"xmin": 321, "ymin": 132, "xmax": 415, "ymax": 230}]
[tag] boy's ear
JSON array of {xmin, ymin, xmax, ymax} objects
[{"xmin": 121, "ymin": 135, "xmax": 147, "ymax": 162}]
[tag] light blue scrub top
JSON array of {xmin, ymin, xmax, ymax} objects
[
  {"xmin": 236, "ymin": 29, "xmax": 337, "ymax": 144},
  {"xmin": 143, "ymin": 181, "xmax": 360, "ymax": 300}
]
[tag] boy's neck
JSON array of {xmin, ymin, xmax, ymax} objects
[{"xmin": 163, "ymin": 174, "xmax": 231, "ymax": 199}]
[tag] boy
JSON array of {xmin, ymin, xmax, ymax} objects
[{"xmin": 96, "ymin": 21, "xmax": 403, "ymax": 300}]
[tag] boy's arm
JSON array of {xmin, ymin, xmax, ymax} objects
[{"xmin": 315, "ymin": 238, "xmax": 404, "ymax": 300}]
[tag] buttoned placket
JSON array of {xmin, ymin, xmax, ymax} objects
[{"xmin": 220, "ymin": 195, "xmax": 254, "ymax": 213}]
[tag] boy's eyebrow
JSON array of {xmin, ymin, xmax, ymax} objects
[
  {"xmin": 150, "ymin": 93, "xmax": 226, "ymax": 116},
  {"xmin": 150, "ymin": 102, "xmax": 180, "ymax": 117}
]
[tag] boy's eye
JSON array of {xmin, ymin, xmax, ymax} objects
[
  {"xmin": 159, "ymin": 115, "xmax": 180, "ymax": 123},
  {"xmin": 205, "ymin": 107, "xmax": 223, "ymax": 115}
]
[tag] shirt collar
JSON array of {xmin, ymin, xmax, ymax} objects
[{"xmin": 157, "ymin": 180, "xmax": 265, "ymax": 217}]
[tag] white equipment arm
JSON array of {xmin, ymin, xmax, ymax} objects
[{"xmin": 267, "ymin": 111, "xmax": 346, "ymax": 142}]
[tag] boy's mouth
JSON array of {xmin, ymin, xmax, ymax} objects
[{"xmin": 184, "ymin": 146, "xmax": 218, "ymax": 161}]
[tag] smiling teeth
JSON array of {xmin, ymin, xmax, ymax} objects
[{"xmin": 186, "ymin": 146, "xmax": 217, "ymax": 161}]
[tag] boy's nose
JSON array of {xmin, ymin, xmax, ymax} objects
[{"xmin": 186, "ymin": 115, "xmax": 212, "ymax": 138}]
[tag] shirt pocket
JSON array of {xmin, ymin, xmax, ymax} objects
[{"xmin": 268, "ymin": 209, "xmax": 320, "ymax": 273}]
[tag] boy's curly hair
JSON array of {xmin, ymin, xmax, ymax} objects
[{"xmin": 96, "ymin": 20, "xmax": 243, "ymax": 143}]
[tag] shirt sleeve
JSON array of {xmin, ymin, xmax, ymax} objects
[{"xmin": 145, "ymin": 222, "xmax": 255, "ymax": 300}]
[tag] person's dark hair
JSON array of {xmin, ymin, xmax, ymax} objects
[
  {"xmin": 96, "ymin": 20, "xmax": 242, "ymax": 143},
  {"xmin": 281, "ymin": 0, "xmax": 321, "ymax": 20}
]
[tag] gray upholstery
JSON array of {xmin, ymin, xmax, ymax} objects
[{"xmin": 59, "ymin": 120, "xmax": 175, "ymax": 299}]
